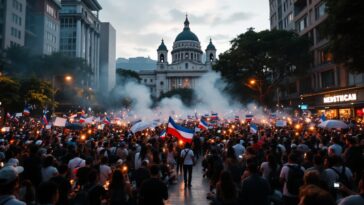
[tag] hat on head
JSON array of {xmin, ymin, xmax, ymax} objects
[{"xmin": 0, "ymin": 166, "xmax": 23, "ymax": 185}]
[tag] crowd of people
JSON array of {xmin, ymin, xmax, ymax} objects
[{"xmin": 0, "ymin": 113, "xmax": 363, "ymax": 205}]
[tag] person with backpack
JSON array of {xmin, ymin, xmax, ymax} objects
[
  {"xmin": 323, "ymin": 155, "xmax": 354, "ymax": 200},
  {"xmin": 180, "ymin": 143, "xmax": 195, "ymax": 188},
  {"xmin": 280, "ymin": 151, "xmax": 305, "ymax": 205}
]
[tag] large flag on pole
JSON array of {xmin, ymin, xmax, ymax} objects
[{"xmin": 167, "ymin": 117, "xmax": 194, "ymax": 143}]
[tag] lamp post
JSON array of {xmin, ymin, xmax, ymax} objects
[
  {"xmin": 52, "ymin": 75, "xmax": 72, "ymax": 115},
  {"xmin": 245, "ymin": 78, "xmax": 264, "ymax": 105}
]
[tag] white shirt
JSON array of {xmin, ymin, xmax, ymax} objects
[
  {"xmin": 232, "ymin": 144, "xmax": 245, "ymax": 158},
  {"xmin": 180, "ymin": 148, "xmax": 194, "ymax": 165},
  {"xmin": 260, "ymin": 162, "xmax": 271, "ymax": 179},
  {"xmin": 41, "ymin": 166, "xmax": 58, "ymax": 182},
  {"xmin": 99, "ymin": 164, "xmax": 112, "ymax": 185},
  {"xmin": 280, "ymin": 163, "xmax": 305, "ymax": 197},
  {"xmin": 68, "ymin": 157, "xmax": 85, "ymax": 178}
]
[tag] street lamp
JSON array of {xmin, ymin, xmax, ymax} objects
[
  {"xmin": 52, "ymin": 75, "xmax": 73, "ymax": 114},
  {"xmin": 249, "ymin": 79, "xmax": 256, "ymax": 85}
]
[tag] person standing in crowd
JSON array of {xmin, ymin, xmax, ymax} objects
[
  {"xmin": 232, "ymin": 139, "xmax": 245, "ymax": 159},
  {"xmin": 139, "ymin": 164, "xmax": 168, "ymax": 205},
  {"xmin": 41, "ymin": 155, "xmax": 59, "ymax": 182},
  {"xmin": 299, "ymin": 185, "xmax": 336, "ymax": 205},
  {"xmin": 36, "ymin": 181, "xmax": 59, "ymax": 205},
  {"xmin": 99, "ymin": 156, "xmax": 112, "ymax": 185},
  {"xmin": 50, "ymin": 165, "xmax": 71, "ymax": 205},
  {"xmin": 212, "ymin": 171, "xmax": 238, "ymax": 205},
  {"xmin": 108, "ymin": 170, "xmax": 132, "ymax": 205},
  {"xmin": 180, "ymin": 143, "xmax": 195, "ymax": 188},
  {"xmin": 22, "ymin": 145, "xmax": 42, "ymax": 188},
  {"xmin": 239, "ymin": 158, "xmax": 271, "ymax": 205},
  {"xmin": 338, "ymin": 171, "xmax": 364, "ymax": 205},
  {"xmin": 0, "ymin": 166, "xmax": 26, "ymax": 205},
  {"xmin": 280, "ymin": 152, "xmax": 305, "ymax": 205}
]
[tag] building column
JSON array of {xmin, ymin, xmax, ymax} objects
[{"xmin": 76, "ymin": 20, "xmax": 82, "ymax": 57}]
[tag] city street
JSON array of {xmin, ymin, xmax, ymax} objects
[{"xmin": 166, "ymin": 159, "xmax": 210, "ymax": 205}]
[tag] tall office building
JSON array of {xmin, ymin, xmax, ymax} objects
[
  {"xmin": 59, "ymin": 0, "xmax": 102, "ymax": 88},
  {"xmin": 99, "ymin": 22, "xmax": 116, "ymax": 93},
  {"xmin": 25, "ymin": 0, "xmax": 61, "ymax": 55},
  {"xmin": 0, "ymin": 0, "xmax": 26, "ymax": 51},
  {"xmin": 269, "ymin": 0, "xmax": 294, "ymax": 30},
  {"xmin": 269, "ymin": 0, "xmax": 364, "ymax": 119}
]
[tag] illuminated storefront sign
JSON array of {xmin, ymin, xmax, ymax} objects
[{"xmin": 323, "ymin": 93, "xmax": 357, "ymax": 104}]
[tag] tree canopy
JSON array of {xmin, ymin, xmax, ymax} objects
[
  {"xmin": 214, "ymin": 28, "xmax": 311, "ymax": 105},
  {"xmin": 325, "ymin": 0, "xmax": 364, "ymax": 73}
]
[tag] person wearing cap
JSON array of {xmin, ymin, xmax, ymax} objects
[{"xmin": 0, "ymin": 166, "xmax": 26, "ymax": 205}]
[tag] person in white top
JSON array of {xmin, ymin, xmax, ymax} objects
[
  {"xmin": 232, "ymin": 139, "xmax": 245, "ymax": 159},
  {"xmin": 280, "ymin": 152, "xmax": 305, "ymax": 205},
  {"xmin": 41, "ymin": 156, "xmax": 58, "ymax": 182},
  {"xmin": 68, "ymin": 155, "xmax": 86, "ymax": 179},
  {"xmin": 99, "ymin": 157, "xmax": 112, "ymax": 185},
  {"xmin": 180, "ymin": 143, "xmax": 195, "ymax": 188}
]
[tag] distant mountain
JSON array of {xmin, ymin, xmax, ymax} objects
[{"xmin": 116, "ymin": 57, "xmax": 156, "ymax": 71}]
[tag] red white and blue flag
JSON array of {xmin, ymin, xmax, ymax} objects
[
  {"xmin": 198, "ymin": 119, "xmax": 209, "ymax": 130},
  {"xmin": 210, "ymin": 113, "xmax": 219, "ymax": 121},
  {"xmin": 42, "ymin": 115, "xmax": 48, "ymax": 125},
  {"xmin": 167, "ymin": 117, "xmax": 194, "ymax": 143},
  {"xmin": 245, "ymin": 114, "xmax": 254, "ymax": 123},
  {"xmin": 160, "ymin": 130, "xmax": 166, "ymax": 139},
  {"xmin": 79, "ymin": 116, "xmax": 86, "ymax": 124},
  {"xmin": 250, "ymin": 124, "xmax": 258, "ymax": 134},
  {"xmin": 23, "ymin": 108, "xmax": 30, "ymax": 116},
  {"xmin": 103, "ymin": 117, "xmax": 111, "ymax": 125}
]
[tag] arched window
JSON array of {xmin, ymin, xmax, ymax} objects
[
  {"xmin": 160, "ymin": 81, "xmax": 164, "ymax": 85},
  {"xmin": 185, "ymin": 52, "xmax": 189, "ymax": 59},
  {"xmin": 185, "ymin": 63, "xmax": 188, "ymax": 69},
  {"xmin": 210, "ymin": 53, "xmax": 214, "ymax": 62},
  {"xmin": 160, "ymin": 54, "xmax": 165, "ymax": 62},
  {"xmin": 191, "ymin": 53, "xmax": 193, "ymax": 60}
]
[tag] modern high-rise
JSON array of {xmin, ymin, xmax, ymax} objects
[
  {"xmin": 99, "ymin": 22, "xmax": 116, "ymax": 93},
  {"xmin": 25, "ymin": 0, "xmax": 61, "ymax": 55},
  {"xmin": 269, "ymin": 0, "xmax": 294, "ymax": 30},
  {"xmin": 269, "ymin": 0, "xmax": 364, "ymax": 120},
  {"xmin": 59, "ymin": 0, "xmax": 102, "ymax": 88},
  {"xmin": 0, "ymin": 0, "xmax": 27, "ymax": 51}
]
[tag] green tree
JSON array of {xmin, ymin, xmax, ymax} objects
[
  {"xmin": 214, "ymin": 28, "xmax": 311, "ymax": 105},
  {"xmin": 325, "ymin": 0, "xmax": 364, "ymax": 73},
  {"xmin": 116, "ymin": 68, "xmax": 141, "ymax": 85},
  {"xmin": 19, "ymin": 77, "xmax": 54, "ymax": 111},
  {"xmin": 0, "ymin": 75, "xmax": 20, "ymax": 116},
  {"xmin": 3, "ymin": 45, "xmax": 32, "ymax": 76},
  {"xmin": 159, "ymin": 88, "xmax": 197, "ymax": 107}
]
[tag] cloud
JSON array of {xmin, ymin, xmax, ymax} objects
[
  {"xmin": 99, "ymin": 0, "xmax": 269, "ymax": 59},
  {"xmin": 215, "ymin": 12, "xmax": 254, "ymax": 24}
]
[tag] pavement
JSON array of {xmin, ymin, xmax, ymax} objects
[{"xmin": 165, "ymin": 159, "xmax": 211, "ymax": 205}]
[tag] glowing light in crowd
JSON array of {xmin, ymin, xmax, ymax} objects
[
  {"xmin": 295, "ymin": 124, "xmax": 301, "ymax": 130},
  {"xmin": 80, "ymin": 134, "xmax": 86, "ymax": 141}
]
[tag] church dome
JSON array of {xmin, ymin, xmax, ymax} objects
[
  {"xmin": 174, "ymin": 16, "xmax": 199, "ymax": 42},
  {"xmin": 206, "ymin": 38, "xmax": 216, "ymax": 50},
  {"xmin": 157, "ymin": 39, "xmax": 168, "ymax": 51}
]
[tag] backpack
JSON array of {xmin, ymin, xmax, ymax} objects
[
  {"xmin": 286, "ymin": 165, "xmax": 304, "ymax": 195},
  {"xmin": 330, "ymin": 166, "xmax": 351, "ymax": 189}
]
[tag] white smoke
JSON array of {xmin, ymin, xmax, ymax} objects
[{"xmin": 113, "ymin": 71, "xmax": 283, "ymax": 123}]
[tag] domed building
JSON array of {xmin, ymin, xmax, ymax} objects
[{"xmin": 139, "ymin": 16, "xmax": 217, "ymax": 98}]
